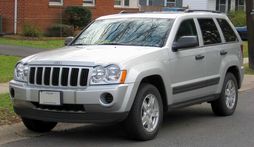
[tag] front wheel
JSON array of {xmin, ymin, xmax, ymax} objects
[
  {"xmin": 211, "ymin": 73, "xmax": 238, "ymax": 116},
  {"xmin": 123, "ymin": 83, "xmax": 163, "ymax": 141},
  {"xmin": 22, "ymin": 117, "xmax": 57, "ymax": 133}
]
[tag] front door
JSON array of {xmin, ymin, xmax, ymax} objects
[{"xmin": 170, "ymin": 19, "xmax": 207, "ymax": 103}]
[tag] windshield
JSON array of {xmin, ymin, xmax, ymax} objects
[{"xmin": 72, "ymin": 18, "xmax": 174, "ymax": 47}]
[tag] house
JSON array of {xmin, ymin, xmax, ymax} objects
[
  {"xmin": 182, "ymin": 0, "xmax": 246, "ymax": 13},
  {"xmin": 139, "ymin": 0, "xmax": 246, "ymax": 13},
  {"xmin": 139, "ymin": 0, "xmax": 183, "ymax": 11},
  {"xmin": 0, "ymin": 0, "xmax": 139, "ymax": 34}
]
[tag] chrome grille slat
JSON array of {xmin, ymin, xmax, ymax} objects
[
  {"xmin": 34, "ymin": 67, "xmax": 38, "ymax": 85},
  {"xmin": 28, "ymin": 66, "xmax": 89, "ymax": 88},
  {"xmin": 49, "ymin": 67, "xmax": 53, "ymax": 86},
  {"xmin": 41, "ymin": 67, "xmax": 45, "ymax": 86},
  {"xmin": 58, "ymin": 68, "xmax": 62, "ymax": 86},
  {"xmin": 77, "ymin": 68, "xmax": 82, "ymax": 87},
  {"xmin": 68, "ymin": 67, "xmax": 72, "ymax": 87}
]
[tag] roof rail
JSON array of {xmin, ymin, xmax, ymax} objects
[
  {"xmin": 119, "ymin": 10, "xmax": 145, "ymax": 14},
  {"xmin": 119, "ymin": 10, "xmax": 127, "ymax": 14},
  {"xmin": 185, "ymin": 9, "xmax": 222, "ymax": 13}
]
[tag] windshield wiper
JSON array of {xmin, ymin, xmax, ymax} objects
[
  {"xmin": 72, "ymin": 43, "xmax": 90, "ymax": 46},
  {"xmin": 96, "ymin": 42, "xmax": 129, "ymax": 46}
]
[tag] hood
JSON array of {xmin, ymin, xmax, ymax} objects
[{"xmin": 21, "ymin": 45, "xmax": 160, "ymax": 66}]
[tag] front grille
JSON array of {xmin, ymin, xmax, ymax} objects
[{"xmin": 29, "ymin": 66, "xmax": 89, "ymax": 87}]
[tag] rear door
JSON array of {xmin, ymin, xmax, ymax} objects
[{"xmin": 196, "ymin": 18, "xmax": 223, "ymax": 95}]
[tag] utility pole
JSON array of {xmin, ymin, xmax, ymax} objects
[{"xmin": 246, "ymin": 0, "xmax": 254, "ymax": 69}]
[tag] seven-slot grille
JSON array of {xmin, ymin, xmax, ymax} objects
[{"xmin": 29, "ymin": 66, "xmax": 89, "ymax": 87}]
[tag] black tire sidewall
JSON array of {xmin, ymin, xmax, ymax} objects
[
  {"xmin": 124, "ymin": 83, "xmax": 163, "ymax": 140},
  {"xmin": 22, "ymin": 117, "xmax": 57, "ymax": 133},
  {"xmin": 212, "ymin": 73, "xmax": 238, "ymax": 116}
]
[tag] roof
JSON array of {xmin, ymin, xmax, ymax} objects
[{"xmin": 97, "ymin": 11, "xmax": 226, "ymax": 20}]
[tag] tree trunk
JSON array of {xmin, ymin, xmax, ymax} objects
[{"xmin": 246, "ymin": 0, "xmax": 254, "ymax": 69}]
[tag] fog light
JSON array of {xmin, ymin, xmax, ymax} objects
[{"xmin": 100, "ymin": 93, "xmax": 114, "ymax": 106}]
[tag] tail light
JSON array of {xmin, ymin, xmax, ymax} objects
[
  {"xmin": 240, "ymin": 44, "xmax": 244, "ymax": 64},
  {"xmin": 240, "ymin": 44, "xmax": 243, "ymax": 58}
]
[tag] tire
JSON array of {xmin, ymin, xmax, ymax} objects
[
  {"xmin": 211, "ymin": 73, "xmax": 238, "ymax": 116},
  {"xmin": 22, "ymin": 117, "xmax": 57, "ymax": 133},
  {"xmin": 123, "ymin": 83, "xmax": 163, "ymax": 141}
]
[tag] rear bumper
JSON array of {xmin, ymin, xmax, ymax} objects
[{"xmin": 14, "ymin": 99, "xmax": 128, "ymax": 123}]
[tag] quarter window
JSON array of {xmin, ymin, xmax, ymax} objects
[
  {"xmin": 175, "ymin": 19, "xmax": 197, "ymax": 42},
  {"xmin": 198, "ymin": 19, "xmax": 222, "ymax": 45},
  {"xmin": 217, "ymin": 19, "xmax": 238, "ymax": 42}
]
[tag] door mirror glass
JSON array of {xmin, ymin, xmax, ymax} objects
[
  {"xmin": 64, "ymin": 36, "xmax": 74, "ymax": 46},
  {"xmin": 172, "ymin": 36, "xmax": 199, "ymax": 51}
]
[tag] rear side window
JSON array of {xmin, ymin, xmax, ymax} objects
[
  {"xmin": 198, "ymin": 19, "xmax": 222, "ymax": 45},
  {"xmin": 217, "ymin": 19, "xmax": 238, "ymax": 42},
  {"xmin": 175, "ymin": 19, "xmax": 197, "ymax": 41}
]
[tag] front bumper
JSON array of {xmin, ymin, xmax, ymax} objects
[
  {"xmin": 9, "ymin": 80, "xmax": 135, "ymax": 123},
  {"xmin": 14, "ymin": 100, "xmax": 128, "ymax": 123}
]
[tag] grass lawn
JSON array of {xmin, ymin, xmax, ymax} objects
[
  {"xmin": 243, "ymin": 41, "xmax": 248, "ymax": 58},
  {"xmin": 244, "ymin": 64, "xmax": 254, "ymax": 75},
  {"xmin": 0, "ymin": 93, "xmax": 20, "ymax": 125},
  {"xmin": 0, "ymin": 37, "xmax": 64, "ymax": 49},
  {"xmin": 0, "ymin": 55, "xmax": 21, "ymax": 83}
]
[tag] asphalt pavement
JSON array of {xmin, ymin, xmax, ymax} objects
[
  {"xmin": 0, "ymin": 45, "xmax": 45, "ymax": 57},
  {"xmin": 1, "ymin": 88, "xmax": 254, "ymax": 147}
]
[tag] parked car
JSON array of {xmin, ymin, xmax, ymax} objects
[
  {"xmin": 9, "ymin": 11, "xmax": 244, "ymax": 141},
  {"xmin": 236, "ymin": 26, "xmax": 247, "ymax": 41}
]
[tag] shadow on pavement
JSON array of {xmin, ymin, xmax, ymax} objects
[{"xmin": 27, "ymin": 105, "xmax": 215, "ymax": 143}]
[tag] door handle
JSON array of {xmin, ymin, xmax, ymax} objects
[
  {"xmin": 220, "ymin": 50, "xmax": 228, "ymax": 56},
  {"xmin": 195, "ymin": 55, "xmax": 205, "ymax": 60}
]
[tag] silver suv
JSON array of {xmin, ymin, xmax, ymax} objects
[{"xmin": 9, "ymin": 11, "xmax": 244, "ymax": 140}]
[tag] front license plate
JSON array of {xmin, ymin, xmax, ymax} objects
[{"xmin": 39, "ymin": 91, "xmax": 61, "ymax": 106}]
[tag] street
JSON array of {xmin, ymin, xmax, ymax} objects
[{"xmin": 1, "ymin": 89, "xmax": 254, "ymax": 147}]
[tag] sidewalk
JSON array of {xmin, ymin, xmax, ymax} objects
[
  {"xmin": 244, "ymin": 58, "xmax": 249, "ymax": 64},
  {"xmin": 0, "ymin": 45, "xmax": 45, "ymax": 57},
  {"xmin": 239, "ymin": 75, "xmax": 254, "ymax": 92},
  {"xmin": 0, "ymin": 83, "xmax": 8, "ymax": 94}
]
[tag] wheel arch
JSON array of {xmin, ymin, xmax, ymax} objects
[
  {"xmin": 139, "ymin": 75, "xmax": 168, "ymax": 112},
  {"xmin": 226, "ymin": 66, "xmax": 241, "ymax": 89}
]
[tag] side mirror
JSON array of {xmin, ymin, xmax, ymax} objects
[
  {"xmin": 64, "ymin": 36, "xmax": 74, "ymax": 46},
  {"xmin": 172, "ymin": 36, "xmax": 199, "ymax": 52}
]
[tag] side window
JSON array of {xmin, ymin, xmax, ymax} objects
[
  {"xmin": 175, "ymin": 19, "xmax": 198, "ymax": 42},
  {"xmin": 217, "ymin": 19, "xmax": 238, "ymax": 42},
  {"xmin": 198, "ymin": 18, "xmax": 222, "ymax": 45}
]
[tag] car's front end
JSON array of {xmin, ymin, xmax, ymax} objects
[{"xmin": 9, "ymin": 59, "xmax": 135, "ymax": 123}]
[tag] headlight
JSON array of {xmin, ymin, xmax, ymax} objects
[
  {"xmin": 91, "ymin": 65, "xmax": 106, "ymax": 83},
  {"xmin": 14, "ymin": 62, "xmax": 28, "ymax": 82},
  {"xmin": 90, "ymin": 64, "xmax": 126, "ymax": 85}
]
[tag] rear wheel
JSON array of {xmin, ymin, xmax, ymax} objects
[
  {"xmin": 22, "ymin": 117, "xmax": 57, "ymax": 133},
  {"xmin": 211, "ymin": 73, "xmax": 238, "ymax": 116},
  {"xmin": 123, "ymin": 83, "xmax": 163, "ymax": 141}
]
